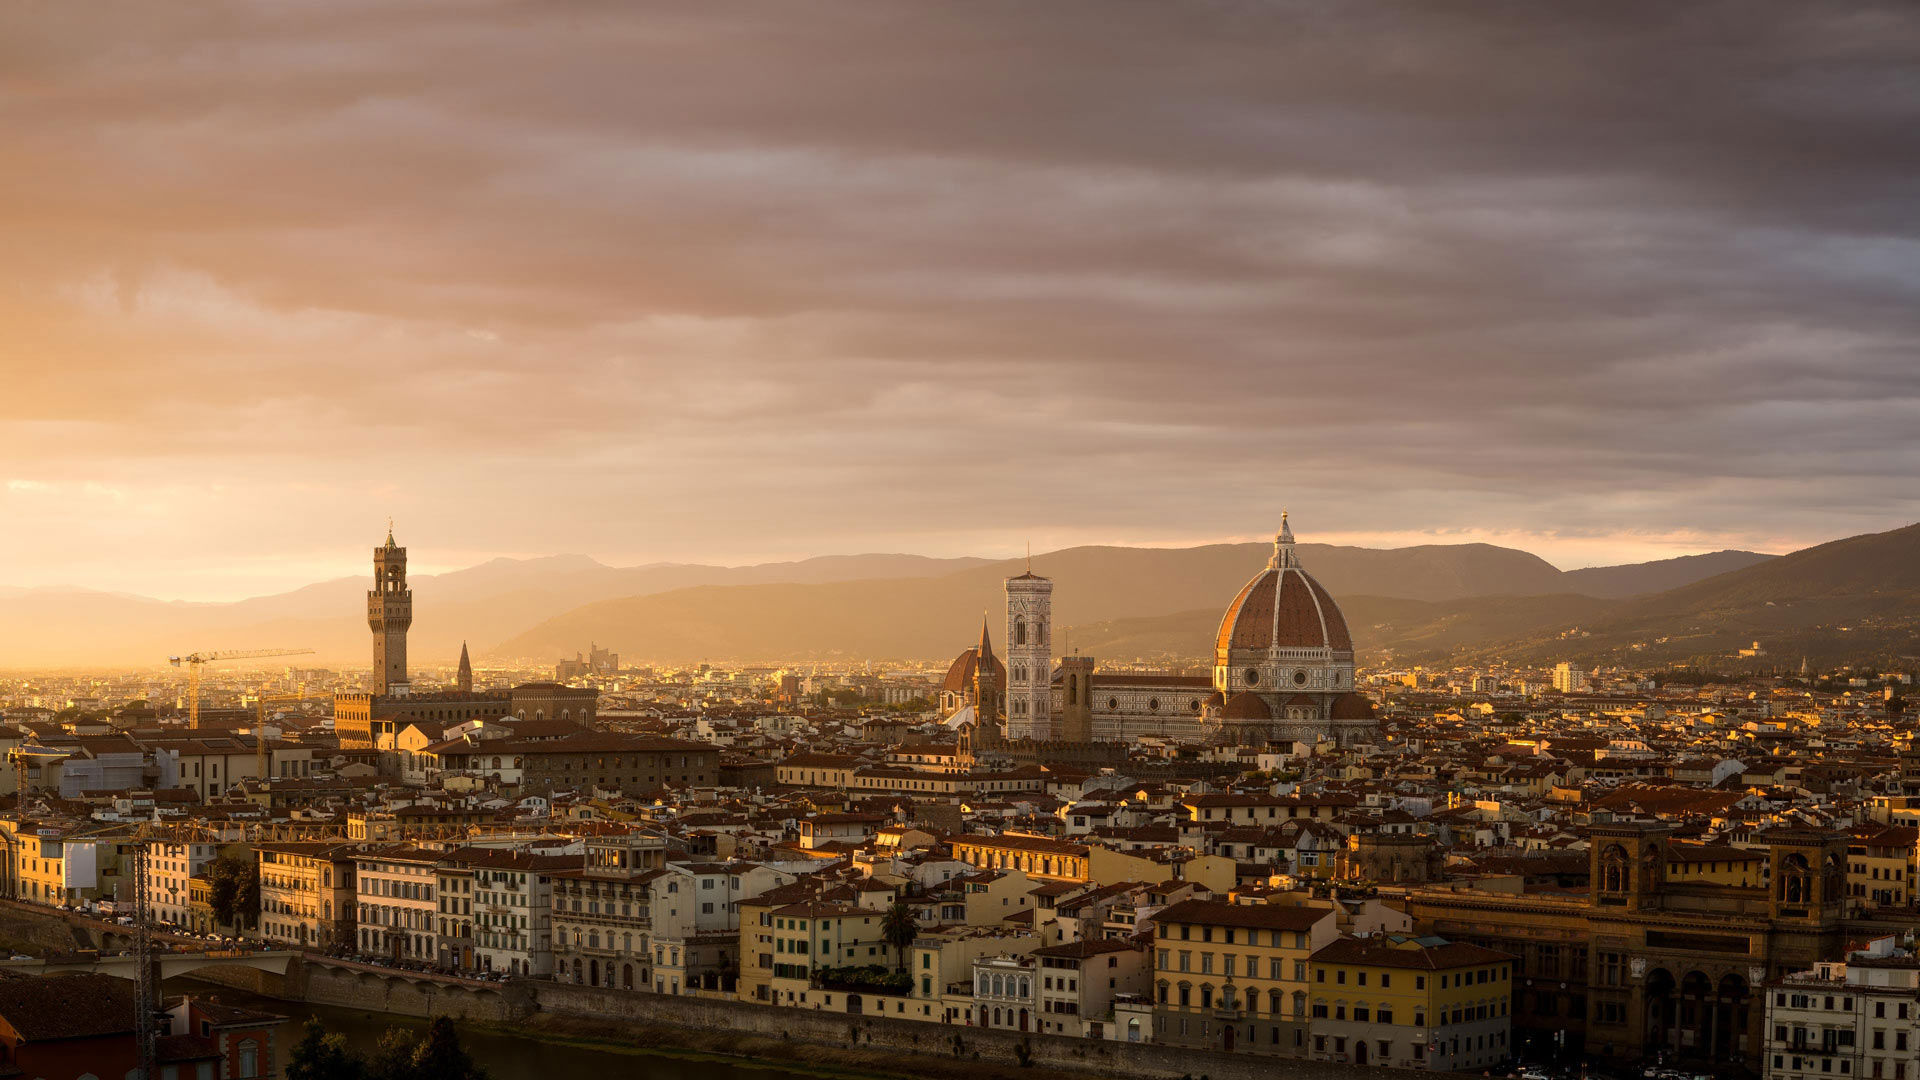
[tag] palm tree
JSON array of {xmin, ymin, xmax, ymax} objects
[{"xmin": 881, "ymin": 902, "xmax": 918, "ymax": 971}]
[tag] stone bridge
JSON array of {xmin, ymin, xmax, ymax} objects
[{"xmin": 0, "ymin": 949, "xmax": 296, "ymax": 981}]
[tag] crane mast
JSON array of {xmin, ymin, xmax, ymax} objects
[{"xmin": 167, "ymin": 648, "xmax": 314, "ymax": 729}]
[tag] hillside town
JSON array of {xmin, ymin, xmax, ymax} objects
[{"xmin": 0, "ymin": 529, "xmax": 1912, "ymax": 1079}]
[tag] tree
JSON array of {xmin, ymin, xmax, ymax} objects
[
  {"xmin": 368, "ymin": 1019, "xmax": 489, "ymax": 1080},
  {"xmin": 881, "ymin": 902, "xmax": 918, "ymax": 971},
  {"xmin": 287, "ymin": 1018, "xmax": 367, "ymax": 1080},
  {"xmin": 292, "ymin": 1017, "xmax": 487, "ymax": 1080},
  {"xmin": 407, "ymin": 1016, "xmax": 489, "ymax": 1080},
  {"xmin": 206, "ymin": 855, "xmax": 260, "ymax": 930}
]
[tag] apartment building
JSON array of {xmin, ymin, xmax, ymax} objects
[
  {"xmin": 1765, "ymin": 951, "xmax": 1920, "ymax": 1080},
  {"xmin": 551, "ymin": 832, "xmax": 666, "ymax": 989},
  {"xmin": 1307, "ymin": 934, "xmax": 1515, "ymax": 1071},
  {"xmin": 445, "ymin": 847, "xmax": 573, "ymax": 977},
  {"xmin": 434, "ymin": 860, "xmax": 476, "ymax": 971},
  {"xmin": 765, "ymin": 900, "xmax": 892, "ymax": 1006},
  {"xmin": 1031, "ymin": 937, "xmax": 1149, "ymax": 1038},
  {"xmin": 256, "ymin": 841, "xmax": 358, "ymax": 950},
  {"xmin": 148, "ymin": 840, "xmax": 219, "ymax": 929},
  {"xmin": 354, "ymin": 846, "xmax": 441, "ymax": 961},
  {"xmin": 1146, "ymin": 899, "xmax": 1339, "ymax": 1055}
]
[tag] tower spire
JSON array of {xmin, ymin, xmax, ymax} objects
[
  {"xmin": 1270, "ymin": 510, "xmax": 1297, "ymax": 569},
  {"xmin": 457, "ymin": 640, "xmax": 473, "ymax": 693},
  {"xmin": 386, "ymin": 517, "xmax": 396, "ymax": 548},
  {"xmin": 979, "ymin": 612, "xmax": 994, "ymax": 659}
]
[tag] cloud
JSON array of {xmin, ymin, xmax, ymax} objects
[{"xmin": 1, "ymin": 0, "xmax": 1918, "ymax": 597}]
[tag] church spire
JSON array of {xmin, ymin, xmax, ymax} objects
[
  {"xmin": 386, "ymin": 518, "xmax": 396, "ymax": 549},
  {"xmin": 978, "ymin": 613, "xmax": 995, "ymax": 660},
  {"xmin": 457, "ymin": 641, "xmax": 473, "ymax": 693}
]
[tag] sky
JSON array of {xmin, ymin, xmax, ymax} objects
[{"xmin": 3, "ymin": 1, "xmax": 1919, "ymax": 601}]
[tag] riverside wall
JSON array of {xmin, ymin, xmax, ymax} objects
[
  {"xmin": 0, "ymin": 901, "xmax": 1435, "ymax": 1080},
  {"xmin": 529, "ymin": 982, "xmax": 1422, "ymax": 1080}
]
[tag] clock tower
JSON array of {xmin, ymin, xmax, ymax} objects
[{"xmin": 368, "ymin": 523, "xmax": 412, "ymax": 695}]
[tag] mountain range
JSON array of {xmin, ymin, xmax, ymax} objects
[{"xmin": 21, "ymin": 529, "xmax": 1908, "ymax": 671}]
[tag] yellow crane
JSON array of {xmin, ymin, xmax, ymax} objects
[{"xmin": 168, "ymin": 648, "xmax": 314, "ymax": 729}]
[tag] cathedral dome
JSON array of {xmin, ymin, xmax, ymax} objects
[
  {"xmin": 1222, "ymin": 692, "xmax": 1271, "ymax": 720},
  {"xmin": 1215, "ymin": 518, "xmax": 1353, "ymax": 656},
  {"xmin": 942, "ymin": 647, "xmax": 1005, "ymax": 693},
  {"xmin": 1329, "ymin": 692, "xmax": 1377, "ymax": 720}
]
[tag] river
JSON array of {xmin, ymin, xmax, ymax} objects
[{"xmin": 165, "ymin": 977, "xmax": 831, "ymax": 1080}]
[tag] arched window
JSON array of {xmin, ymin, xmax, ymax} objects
[
  {"xmin": 238, "ymin": 1039, "xmax": 261, "ymax": 1078},
  {"xmin": 1015, "ymin": 617, "xmax": 1027, "ymax": 646},
  {"xmin": 1600, "ymin": 845, "xmax": 1629, "ymax": 893}
]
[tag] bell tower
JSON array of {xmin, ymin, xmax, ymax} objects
[
  {"xmin": 368, "ymin": 523, "xmax": 412, "ymax": 695},
  {"xmin": 1005, "ymin": 562, "xmax": 1054, "ymax": 741}
]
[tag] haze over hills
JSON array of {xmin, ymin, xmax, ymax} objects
[
  {"xmin": 1558, "ymin": 550, "xmax": 1777, "ymax": 599},
  {"xmin": 0, "ymin": 535, "xmax": 1788, "ymax": 669},
  {"xmin": 491, "ymin": 541, "xmax": 1774, "ymax": 666},
  {"xmin": 0, "ymin": 553, "xmax": 991, "ymax": 669},
  {"xmin": 1473, "ymin": 522, "xmax": 1920, "ymax": 669}
]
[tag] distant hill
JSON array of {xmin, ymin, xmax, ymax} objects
[
  {"xmin": 1560, "ymin": 550, "xmax": 1775, "ymax": 598},
  {"xmin": 0, "ymin": 533, "xmax": 1817, "ymax": 669},
  {"xmin": 0, "ymin": 552, "xmax": 990, "ymax": 668},
  {"xmin": 1471, "ymin": 523, "xmax": 1920, "ymax": 668},
  {"xmin": 492, "ymin": 542, "xmax": 1630, "ymax": 665},
  {"xmin": 1050, "ymin": 594, "xmax": 1618, "ymax": 665}
]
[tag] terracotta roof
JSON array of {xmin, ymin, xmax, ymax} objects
[
  {"xmin": 1148, "ymin": 899, "xmax": 1332, "ymax": 932},
  {"xmin": 1222, "ymin": 693, "xmax": 1271, "ymax": 721},
  {"xmin": 0, "ymin": 973, "xmax": 136, "ymax": 1040},
  {"xmin": 1310, "ymin": 935, "xmax": 1514, "ymax": 971},
  {"xmin": 1215, "ymin": 557, "xmax": 1353, "ymax": 656}
]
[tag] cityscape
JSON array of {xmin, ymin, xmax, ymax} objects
[{"xmin": 6, "ymin": 4, "xmax": 1920, "ymax": 1080}]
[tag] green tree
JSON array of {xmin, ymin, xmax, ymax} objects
[
  {"xmin": 368, "ymin": 1019, "xmax": 489, "ymax": 1080},
  {"xmin": 287, "ymin": 1018, "xmax": 367, "ymax": 1080},
  {"xmin": 881, "ymin": 902, "xmax": 918, "ymax": 971},
  {"xmin": 206, "ymin": 855, "xmax": 260, "ymax": 930},
  {"xmin": 407, "ymin": 1017, "xmax": 489, "ymax": 1080}
]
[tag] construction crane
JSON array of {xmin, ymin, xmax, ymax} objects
[
  {"xmin": 8, "ymin": 743, "xmax": 68, "ymax": 810},
  {"xmin": 167, "ymin": 649, "xmax": 314, "ymax": 729},
  {"xmin": 128, "ymin": 818, "xmax": 160, "ymax": 1080}
]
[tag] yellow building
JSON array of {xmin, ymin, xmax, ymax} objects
[
  {"xmin": 1146, "ymin": 898, "xmax": 1339, "ymax": 1055},
  {"xmin": 1307, "ymin": 934, "xmax": 1514, "ymax": 1071},
  {"xmin": 1847, "ymin": 825, "xmax": 1916, "ymax": 912},
  {"xmin": 950, "ymin": 833, "xmax": 1090, "ymax": 883}
]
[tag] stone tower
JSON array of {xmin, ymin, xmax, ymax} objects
[
  {"xmin": 368, "ymin": 524, "xmax": 412, "ymax": 695},
  {"xmin": 457, "ymin": 641, "xmax": 473, "ymax": 693},
  {"xmin": 1005, "ymin": 566, "xmax": 1054, "ymax": 740},
  {"xmin": 1058, "ymin": 655, "xmax": 1095, "ymax": 742}
]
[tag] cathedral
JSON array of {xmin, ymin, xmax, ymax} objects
[{"xmin": 948, "ymin": 515, "xmax": 1378, "ymax": 751}]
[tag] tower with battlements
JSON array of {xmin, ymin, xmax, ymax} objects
[{"xmin": 368, "ymin": 525, "xmax": 412, "ymax": 695}]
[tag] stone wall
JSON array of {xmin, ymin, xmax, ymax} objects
[
  {"xmin": 530, "ymin": 982, "xmax": 1423, "ymax": 1080},
  {"xmin": 300, "ymin": 958, "xmax": 530, "ymax": 1022}
]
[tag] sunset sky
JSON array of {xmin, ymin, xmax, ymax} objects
[{"xmin": 4, "ymin": 2, "xmax": 1918, "ymax": 601}]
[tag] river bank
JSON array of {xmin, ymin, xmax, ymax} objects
[{"xmin": 170, "ymin": 976, "xmax": 1121, "ymax": 1080}]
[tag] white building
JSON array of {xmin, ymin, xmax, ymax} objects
[
  {"xmin": 975, "ymin": 953, "xmax": 1040, "ymax": 1032},
  {"xmin": 1765, "ymin": 946, "xmax": 1920, "ymax": 1080},
  {"xmin": 147, "ymin": 840, "xmax": 218, "ymax": 929},
  {"xmin": 354, "ymin": 846, "xmax": 441, "ymax": 962},
  {"xmin": 1552, "ymin": 663, "xmax": 1586, "ymax": 694}
]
